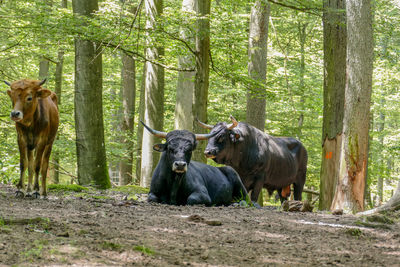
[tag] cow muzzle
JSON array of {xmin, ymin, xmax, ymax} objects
[
  {"xmin": 204, "ymin": 149, "xmax": 217, "ymax": 159},
  {"xmin": 172, "ymin": 161, "xmax": 187, "ymax": 173},
  {"xmin": 10, "ymin": 110, "xmax": 23, "ymax": 121}
]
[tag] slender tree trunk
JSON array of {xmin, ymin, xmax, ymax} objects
[
  {"xmin": 175, "ymin": 0, "xmax": 195, "ymax": 131},
  {"xmin": 246, "ymin": 0, "xmax": 270, "ymax": 206},
  {"xmin": 51, "ymin": 50, "xmax": 64, "ymax": 184},
  {"xmin": 119, "ymin": 52, "xmax": 136, "ymax": 185},
  {"xmin": 140, "ymin": 0, "xmax": 164, "ymax": 187},
  {"xmin": 39, "ymin": 59, "xmax": 49, "ymax": 80},
  {"xmin": 136, "ymin": 64, "xmax": 146, "ymax": 182},
  {"xmin": 50, "ymin": 0, "xmax": 67, "ymax": 185},
  {"xmin": 331, "ymin": 0, "xmax": 373, "ymax": 213},
  {"xmin": 319, "ymin": 0, "xmax": 346, "ymax": 210},
  {"xmin": 72, "ymin": 0, "xmax": 110, "ymax": 188},
  {"xmin": 191, "ymin": 0, "xmax": 210, "ymax": 163},
  {"xmin": 297, "ymin": 22, "xmax": 308, "ymax": 139}
]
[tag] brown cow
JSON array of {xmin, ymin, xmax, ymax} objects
[{"xmin": 4, "ymin": 78, "xmax": 59, "ymax": 198}]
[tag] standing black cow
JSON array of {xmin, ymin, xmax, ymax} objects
[
  {"xmin": 141, "ymin": 121, "xmax": 248, "ymax": 206},
  {"xmin": 199, "ymin": 116, "xmax": 307, "ymax": 203}
]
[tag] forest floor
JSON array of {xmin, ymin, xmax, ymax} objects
[{"xmin": 0, "ymin": 183, "xmax": 399, "ymax": 267}]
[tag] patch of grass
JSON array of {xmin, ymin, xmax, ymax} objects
[
  {"xmin": 133, "ymin": 245, "xmax": 155, "ymax": 256},
  {"xmin": 92, "ymin": 195, "xmax": 112, "ymax": 200},
  {"xmin": 111, "ymin": 185, "xmax": 149, "ymax": 195},
  {"xmin": 102, "ymin": 241, "xmax": 122, "ymax": 251},
  {"xmin": 23, "ymin": 240, "xmax": 49, "ymax": 260},
  {"xmin": 364, "ymin": 214, "xmax": 394, "ymax": 224},
  {"xmin": 345, "ymin": 228, "xmax": 363, "ymax": 237},
  {"xmin": 48, "ymin": 184, "xmax": 89, "ymax": 192}
]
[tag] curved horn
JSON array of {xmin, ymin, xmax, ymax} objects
[
  {"xmin": 227, "ymin": 115, "xmax": 238, "ymax": 130},
  {"xmin": 195, "ymin": 131, "xmax": 217, "ymax": 141},
  {"xmin": 140, "ymin": 120, "xmax": 167, "ymax": 139},
  {"xmin": 4, "ymin": 81, "xmax": 10, "ymax": 86},
  {"xmin": 38, "ymin": 78, "xmax": 47, "ymax": 86},
  {"xmin": 196, "ymin": 117, "xmax": 213, "ymax": 130}
]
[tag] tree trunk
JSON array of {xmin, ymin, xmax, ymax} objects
[
  {"xmin": 331, "ymin": 0, "xmax": 373, "ymax": 213},
  {"xmin": 118, "ymin": 52, "xmax": 136, "ymax": 186},
  {"xmin": 51, "ymin": 0, "xmax": 67, "ymax": 185},
  {"xmin": 246, "ymin": 0, "xmax": 270, "ymax": 206},
  {"xmin": 135, "ymin": 64, "xmax": 146, "ymax": 182},
  {"xmin": 297, "ymin": 21, "xmax": 307, "ymax": 140},
  {"xmin": 246, "ymin": 0, "xmax": 269, "ymax": 131},
  {"xmin": 140, "ymin": 0, "xmax": 164, "ymax": 188},
  {"xmin": 319, "ymin": 0, "xmax": 346, "ymax": 210},
  {"xmin": 72, "ymin": 0, "xmax": 110, "ymax": 189},
  {"xmin": 175, "ymin": 0, "xmax": 195, "ymax": 131},
  {"xmin": 51, "ymin": 49, "xmax": 64, "ymax": 184},
  {"xmin": 191, "ymin": 0, "xmax": 210, "ymax": 163}
]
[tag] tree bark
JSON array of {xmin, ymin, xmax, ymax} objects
[
  {"xmin": 191, "ymin": 0, "xmax": 210, "ymax": 163},
  {"xmin": 175, "ymin": 0, "xmax": 195, "ymax": 131},
  {"xmin": 51, "ymin": 49, "xmax": 64, "ymax": 184},
  {"xmin": 319, "ymin": 0, "xmax": 346, "ymax": 210},
  {"xmin": 72, "ymin": 0, "xmax": 110, "ymax": 189},
  {"xmin": 140, "ymin": 0, "xmax": 164, "ymax": 188},
  {"xmin": 135, "ymin": 64, "xmax": 146, "ymax": 182},
  {"xmin": 246, "ymin": 0, "xmax": 270, "ymax": 206},
  {"xmin": 331, "ymin": 0, "xmax": 373, "ymax": 213},
  {"xmin": 246, "ymin": 0, "xmax": 269, "ymax": 131},
  {"xmin": 118, "ymin": 52, "xmax": 136, "ymax": 185}
]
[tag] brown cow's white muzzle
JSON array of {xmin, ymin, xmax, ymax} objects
[{"xmin": 10, "ymin": 110, "xmax": 23, "ymax": 121}]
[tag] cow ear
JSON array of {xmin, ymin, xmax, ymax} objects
[
  {"xmin": 7, "ymin": 90, "xmax": 11, "ymax": 97},
  {"xmin": 230, "ymin": 129, "xmax": 242, "ymax": 143},
  {"xmin": 36, "ymin": 89, "xmax": 51, "ymax": 99},
  {"xmin": 153, "ymin": 143, "xmax": 167, "ymax": 152}
]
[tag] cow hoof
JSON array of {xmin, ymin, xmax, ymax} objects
[
  {"xmin": 15, "ymin": 190, "xmax": 24, "ymax": 198},
  {"xmin": 32, "ymin": 192, "xmax": 40, "ymax": 199}
]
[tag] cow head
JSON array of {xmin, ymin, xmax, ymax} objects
[
  {"xmin": 141, "ymin": 121, "xmax": 216, "ymax": 173},
  {"xmin": 200, "ymin": 116, "xmax": 243, "ymax": 162},
  {"xmin": 4, "ymin": 79, "xmax": 51, "ymax": 122}
]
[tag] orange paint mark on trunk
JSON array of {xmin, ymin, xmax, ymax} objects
[{"xmin": 325, "ymin": 151, "xmax": 333, "ymax": 159}]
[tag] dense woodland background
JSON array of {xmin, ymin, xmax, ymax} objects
[{"xmin": 0, "ymin": 0, "xmax": 399, "ymax": 210}]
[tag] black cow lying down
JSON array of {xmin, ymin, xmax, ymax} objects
[{"xmin": 141, "ymin": 121, "xmax": 248, "ymax": 206}]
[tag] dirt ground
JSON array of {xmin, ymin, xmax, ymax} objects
[{"xmin": 0, "ymin": 183, "xmax": 399, "ymax": 267}]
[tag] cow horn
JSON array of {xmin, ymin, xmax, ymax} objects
[
  {"xmin": 140, "ymin": 120, "xmax": 167, "ymax": 139},
  {"xmin": 195, "ymin": 131, "xmax": 217, "ymax": 141},
  {"xmin": 227, "ymin": 115, "xmax": 238, "ymax": 130},
  {"xmin": 196, "ymin": 118, "xmax": 214, "ymax": 130},
  {"xmin": 4, "ymin": 81, "xmax": 10, "ymax": 86},
  {"xmin": 38, "ymin": 78, "xmax": 47, "ymax": 86}
]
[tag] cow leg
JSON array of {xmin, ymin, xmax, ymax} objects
[
  {"xmin": 187, "ymin": 190, "xmax": 211, "ymax": 206},
  {"xmin": 16, "ymin": 138, "xmax": 28, "ymax": 198},
  {"xmin": 40, "ymin": 145, "xmax": 53, "ymax": 198},
  {"xmin": 293, "ymin": 170, "xmax": 306, "ymax": 201},
  {"xmin": 25, "ymin": 149, "xmax": 34, "ymax": 197},
  {"xmin": 33, "ymin": 144, "xmax": 46, "ymax": 198},
  {"xmin": 250, "ymin": 177, "xmax": 264, "ymax": 203}
]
